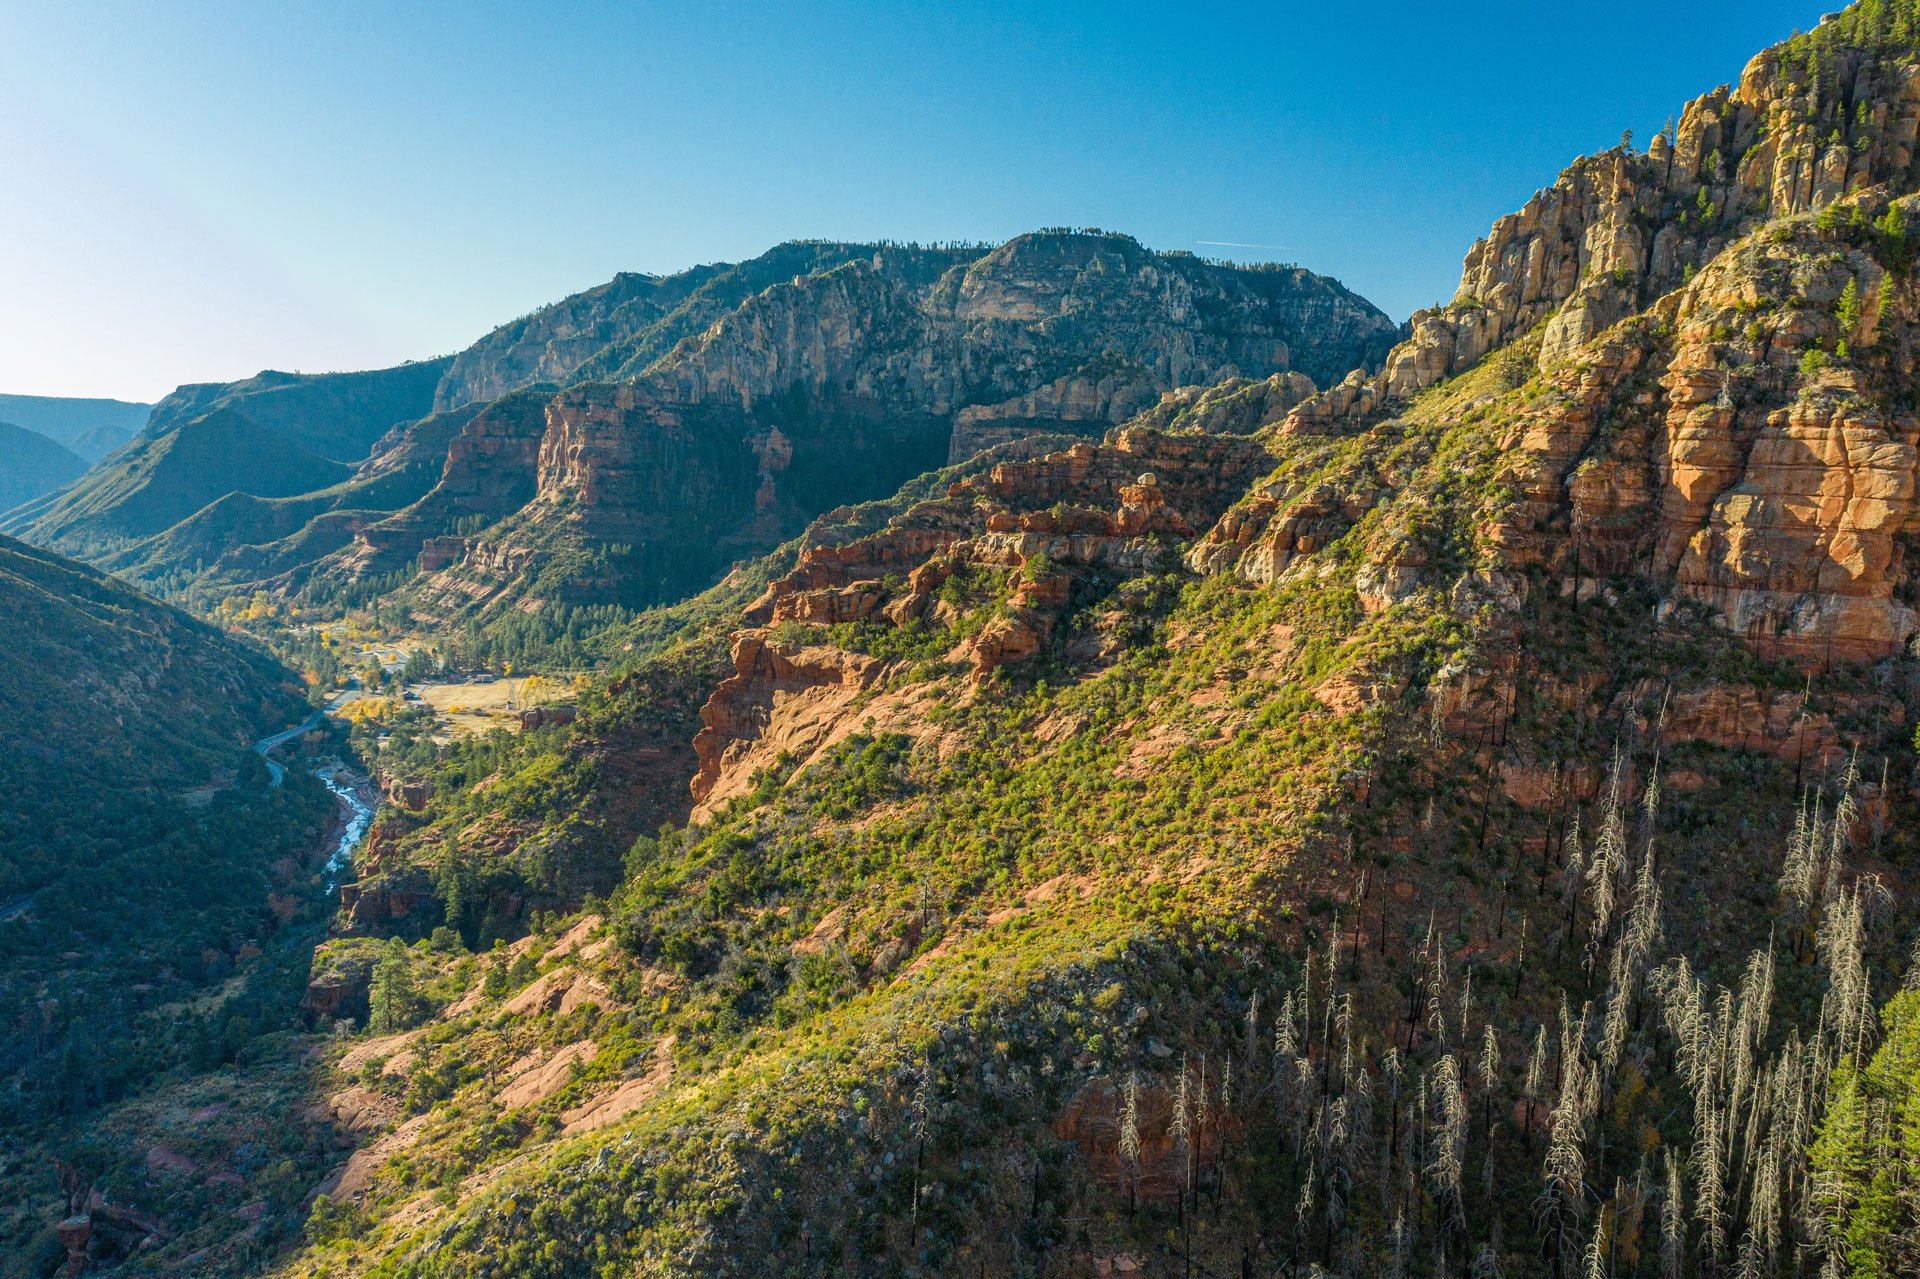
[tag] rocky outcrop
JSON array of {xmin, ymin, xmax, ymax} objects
[
  {"xmin": 946, "ymin": 363, "xmax": 1163, "ymax": 464},
  {"xmin": 333, "ymin": 392, "xmax": 553, "ymax": 580},
  {"xmin": 1667, "ymin": 377, "xmax": 1920, "ymax": 662},
  {"xmin": 1129, "ymin": 371, "xmax": 1318, "ymax": 437},
  {"xmin": 518, "ymin": 704, "xmax": 577, "ymax": 730},
  {"xmin": 688, "ymin": 427, "xmax": 1277, "ymax": 800},
  {"xmin": 689, "ymin": 634, "xmax": 891, "ymax": 815},
  {"xmin": 1185, "ymin": 151, "xmax": 1920, "ymax": 673},
  {"xmin": 938, "ymin": 234, "xmax": 1394, "ymax": 391},
  {"xmin": 304, "ymin": 941, "xmax": 381, "ymax": 1023},
  {"xmin": 1309, "ymin": 20, "xmax": 1920, "ymax": 421},
  {"xmin": 1651, "ymin": 683, "xmax": 1895, "ymax": 768},
  {"xmin": 50, "ymin": 1164, "xmax": 170, "ymax": 1277},
  {"xmin": 761, "ymin": 427, "xmax": 1274, "ymax": 614},
  {"xmin": 1638, "ymin": 230, "xmax": 1920, "ymax": 660},
  {"xmin": 1053, "ymin": 1075, "xmax": 1227, "ymax": 1202},
  {"xmin": 384, "ymin": 778, "xmax": 432, "ymax": 810},
  {"xmin": 1188, "ymin": 472, "xmax": 1388, "ymax": 584},
  {"xmin": 1460, "ymin": 202, "xmax": 1920, "ymax": 666},
  {"xmin": 337, "ymin": 874, "xmax": 441, "ymax": 934}
]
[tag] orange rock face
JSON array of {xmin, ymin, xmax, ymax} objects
[
  {"xmin": 686, "ymin": 427, "xmax": 1279, "ymax": 799},
  {"xmin": 1419, "ymin": 214, "xmax": 1920, "ymax": 671},
  {"xmin": 689, "ymin": 634, "xmax": 889, "ymax": 815},
  {"xmin": 1649, "ymin": 684, "xmax": 1899, "ymax": 770},
  {"xmin": 1666, "ymin": 384, "xmax": 1920, "ymax": 663},
  {"xmin": 1357, "ymin": 44, "xmax": 1920, "ymax": 409},
  {"xmin": 1256, "ymin": 31, "xmax": 1920, "ymax": 672}
]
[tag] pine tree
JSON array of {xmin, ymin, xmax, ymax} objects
[{"xmin": 368, "ymin": 938, "xmax": 418, "ymax": 1034}]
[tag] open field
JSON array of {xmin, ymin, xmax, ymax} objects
[
  {"xmin": 329, "ymin": 677, "xmax": 569, "ymax": 740},
  {"xmin": 414, "ymin": 679, "xmax": 522, "ymax": 738}
]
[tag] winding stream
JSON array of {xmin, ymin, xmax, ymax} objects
[
  {"xmin": 315, "ymin": 765, "xmax": 377, "ymax": 888},
  {"xmin": 254, "ymin": 713, "xmax": 379, "ymax": 889}
]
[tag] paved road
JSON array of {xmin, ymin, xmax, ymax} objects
[{"xmin": 252, "ymin": 710, "xmax": 324, "ymax": 786}]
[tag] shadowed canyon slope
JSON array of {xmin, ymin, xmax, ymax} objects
[
  {"xmin": 0, "ymin": 422, "xmax": 85, "ymax": 510},
  {"xmin": 0, "ymin": 533, "xmax": 336, "ymax": 1275},
  {"xmin": 0, "ymin": 393, "xmax": 148, "ymax": 461}
]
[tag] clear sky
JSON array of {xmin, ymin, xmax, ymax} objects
[{"xmin": 0, "ymin": 0, "xmax": 1836, "ymax": 402}]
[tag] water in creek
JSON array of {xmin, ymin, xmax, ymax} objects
[{"xmin": 314, "ymin": 764, "xmax": 377, "ymax": 888}]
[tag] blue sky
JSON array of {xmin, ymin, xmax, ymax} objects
[{"xmin": 0, "ymin": 0, "xmax": 1835, "ymax": 401}]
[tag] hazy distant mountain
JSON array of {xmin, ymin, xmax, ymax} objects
[
  {"xmin": 2, "ymin": 360, "xmax": 451, "ymax": 558},
  {"xmin": 0, "ymin": 392, "xmax": 149, "ymax": 447},
  {"xmin": 141, "ymin": 360, "xmax": 454, "ymax": 464},
  {"xmin": 64, "ymin": 423, "xmax": 135, "ymax": 462},
  {"xmin": 0, "ymin": 421, "xmax": 86, "ymax": 511}
]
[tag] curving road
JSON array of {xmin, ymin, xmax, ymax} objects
[{"xmin": 252, "ymin": 710, "xmax": 323, "ymax": 786}]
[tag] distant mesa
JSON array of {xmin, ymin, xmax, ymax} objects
[{"xmin": 1, "ymin": 231, "xmax": 1397, "ymax": 627}]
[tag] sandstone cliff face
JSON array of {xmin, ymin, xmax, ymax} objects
[
  {"xmin": 433, "ymin": 271, "xmax": 718, "ymax": 413},
  {"xmin": 753, "ymin": 426, "xmax": 1275, "ymax": 626},
  {"xmin": 1453, "ymin": 201, "xmax": 1920, "ymax": 666},
  {"xmin": 1354, "ymin": 27, "xmax": 1920, "ymax": 408},
  {"xmin": 647, "ymin": 233, "xmax": 1391, "ymax": 458},
  {"xmin": 1128, "ymin": 372, "xmax": 1319, "ymax": 436},
  {"xmin": 405, "ymin": 377, "xmax": 950, "ymax": 617},
  {"xmin": 651, "ymin": 261, "xmax": 929, "ymax": 411},
  {"xmin": 689, "ymin": 635, "xmax": 893, "ymax": 818},
  {"xmin": 946, "ymin": 365, "xmax": 1164, "ymax": 462},
  {"xmin": 432, "ymin": 243, "xmax": 970, "ymax": 413},
  {"xmin": 1190, "ymin": 198, "xmax": 1920, "ymax": 671},
  {"xmin": 329, "ymin": 393, "xmax": 552, "ymax": 580},
  {"xmin": 938, "ymin": 233, "xmax": 1391, "ymax": 392},
  {"xmin": 1184, "ymin": 20, "xmax": 1920, "ymax": 672},
  {"xmin": 1656, "ymin": 243, "xmax": 1920, "ymax": 663},
  {"xmin": 431, "ymin": 232, "xmax": 1391, "ymax": 435}
]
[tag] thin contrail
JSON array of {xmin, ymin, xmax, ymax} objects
[{"xmin": 1197, "ymin": 240, "xmax": 1290, "ymax": 250}]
